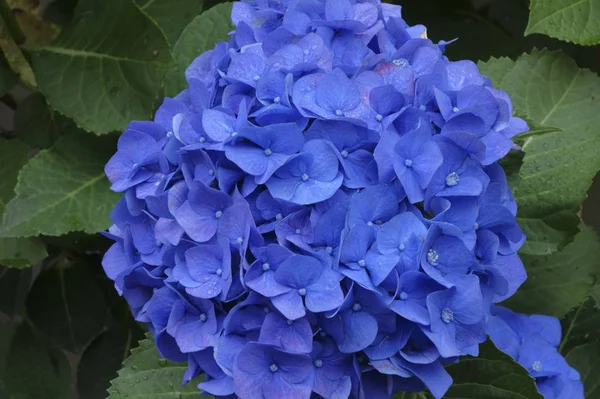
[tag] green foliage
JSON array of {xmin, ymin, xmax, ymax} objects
[
  {"xmin": 31, "ymin": 0, "xmax": 173, "ymax": 134},
  {"xmin": 565, "ymin": 342, "xmax": 600, "ymax": 397},
  {"xmin": 0, "ymin": 267, "xmax": 33, "ymax": 317},
  {"xmin": 0, "ymin": 133, "xmax": 120, "ymax": 237},
  {"xmin": 0, "ymin": 61, "xmax": 16, "ymax": 96},
  {"xmin": 395, "ymin": 341, "xmax": 543, "ymax": 398},
  {"xmin": 503, "ymin": 227, "xmax": 600, "ymax": 318},
  {"xmin": 440, "ymin": 341, "xmax": 543, "ymax": 399},
  {"xmin": 479, "ymin": 50, "xmax": 600, "ymax": 255},
  {"xmin": 3, "ymin": 323, "xmax": 73, "ymax": 399},
  {"xmin": 136, "ymin": 0, "xmax": 205, "ymax": 45},
  {"xmin": 14, "ymin": 92, "xmax": 76, "ymax": 148},
  {"xmin": 107, "ymin": 335, "xmax": 203, "ymax": 398},
  {"xmin": 0, "ymin": 139, "xmax": 47, "ymax": 267},
  {"xmin": 164, "ymin": 2, "xmax": 234, "ymax": 97},
  {"xmin": 78, "ymin": 321, "xmax": 145, "ymax": 399},
  {"xmin": 0, "ymin": 139, "xmax": 29, "ymax": 211},
  {"xmin": 26, "ymin": 263, "xmax": 110, "ymax": 353},
  {"xmin": 527, "ymin": 0, "xmax": 600, "ymax": 45},
  {"xmin": 558, "ymin": 292, "xmax": 600, "ymax": 398}
]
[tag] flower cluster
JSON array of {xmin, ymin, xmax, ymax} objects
[
  {"xmin": 101, "ymin": 0, "xmax": 582, "ymax": 398},
  {"xmin": 488, "ymin": 306, "xmax": 584, "ymax": 398}
]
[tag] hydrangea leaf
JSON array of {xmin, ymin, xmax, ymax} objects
[
  {"xmin": 4, "ymin": 323, "xmax": 72, "ymax": 399},
  {"xmin": 0, "ymin": 266, "xmax": 33, "ymax": 317},
  {"xmin": 394, "ymin": 393, "xmax": 428, "ymax": 399},
  {"xmin": 502, "ymin": 227, "xmax": 600, "ymax": 319},
  {"xmin": 479, "ymin": 50, "xmax": 600, "ymax": 255},
  {"xmin": 565, "ymin": 342, "xmax": 600, "ymax": 398},
  {"xmin": 26, "ymin": 262, "xmax": 110, "ymax": 353},
  {"xmin": 0, "ymin": 237, "xmax": 47, "ymax": 268},
  {"xmin": 78, "ymin": 322, "xmax": 145, "ymax": 399},
  {"xmin": 0, "ymin": 61, "xmax": 16, "ymax": 96},
  {"xmin": 0, "ymin": 322, "xmax": 16, "ymax": 387},
  {"xmin": 0, "ymin": 133, "xmax": 120, "ymax": 237},
  {"xmin": 108, "ymin": 335, "xmax": 203, "ymax": 398},
  {"xmin": 526, "ymin": 0, "xmax": 600, "ymax": 45},
  {"xmin": 30, "ymin": 0, "xmax": 173, "ymax": 134},
  {"xmin": 14, "ymin": 92, "xmax": 76, "ymax": 149},
  {"xmin": 436, "ymin": 341, "xmax": 543, "ymax": 398},
  {"xmin": 164, "ymin": 2, "xmax": 233, "ymax": 97},
  {"xmin": 394, "ymin": 341, "xmax": 542, "ymax": 398},
  {"xmin": 135, "ymin": 0, "xmax": 205, "ymax": 45},
  {"xmin": 0, "ymin": 139, "xmax": 29, "ymax": 208},
  {"xmin": 559, "ymin": 292, "xmax": 600, "ymax": 355},
  {"xmin": 0, "ymin": 139, "xmax": 47, "ymax": 267},
  {"xmin": 560, "ymin": 292, "xmax": 600, "ymax": 398}
]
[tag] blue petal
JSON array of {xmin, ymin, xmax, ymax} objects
[
  {"xmin": 305, "ymin": 268, "xmax": 344, "ymax": 313},
  {"xmin": 275, "ymin": 254, "xmax": 324, "ymax": 288},
  {"xmin": 227, "ymin": 52, "xmax": 267, "ymax": 87},
  {"xmin": 397, "ymin": 358, "xmax": 453, "ymax": 399},
  {"xmin": 323, "ymin": 310, "xmax": 378, "ymax": 353},
  {"xmin": 259, "ymin": 312, "xmax": 313, "ymax": 353},
  {"xmin": 202, "ymin": 108, "xmax": 236, "ymax": 142},
  {"xmin": 315, "ymin": 69, "xmax": 360, "ymax": 113},
  {"xmin": 271, "ymin": 290, "xmax": 306, "ymax": 320}
]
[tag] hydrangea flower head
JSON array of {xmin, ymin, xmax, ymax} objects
[{"xmin": 102, "ymin": 1, "xmax": 582, "ymax": 398}]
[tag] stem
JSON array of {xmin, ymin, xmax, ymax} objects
[
  {"xmin": 558, "ymin": 302, "xmax": 585, "ymax": 354},
  {"xmin": 0, "ymin": 0, "xmax": 24, "ymax": 44}
]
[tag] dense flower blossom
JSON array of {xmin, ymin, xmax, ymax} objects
[{"xmin": 102, "ymin": 0, "xmax": 583, "ymax": 398}]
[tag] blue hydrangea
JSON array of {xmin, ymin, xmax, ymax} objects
[
  {"xmin": 101, "ymin": 0, "xmax": 582, "ymax": 398},
  {"xmin": 487, "ymin": 306, "xmax": 585, "ymax": 398}
]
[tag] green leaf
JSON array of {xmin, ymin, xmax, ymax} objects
[
  {"xmin": 0, "ymin": 322, "xmax": 17, "ymax": 397},
  {"xmin": 517, "ymin": 212, "xmax": 580, "ymax": 256},
  {"xmin": 0, "ymin": 61, "xmax": 16, "ymax": 96},
  {"xmin": 0, "ymin": 139, "xmax": 47, "ymax": 267},
  {"xmin": 4, "ymin": 323, "xmax": 73, "ymax": 399},
  {"xmin": 441, "ymin": 341, "xmax": 543, "ymax": 399},
  {"xmin": 26, "ymin": 262, "xmax": 110, "ymax": 353},
  {"xmin": 0, "ymin": 266, "xmax": 33, "ymax": 316},
  {"xmin": 31, "ymin": 0, "xmax": 173, "ymax": 134},
  {"xmin": 0, "ymin": 139, "xmax": 29, "ymax": 206},
  {"xmin": 14, "ymin": 92, "xmax": 77, "ymax": 149},
  {"xmin": 557, "ymin": 292, "xmax": 600, "ymax": 397},
  {"xmin": 108, "ymin": 335, "xmax": 203, "ymax": 398},
  {"xmin": 78, "ymin": 321, "xmax": 145, "ymax": 399},
  {"xmin": 503, "ymin": 227, "xmax": 600, "ymax": 319},
  {"xmin": 0, "ymin": 237, "xmax": 47, "ymax": 268},
  {"xmin": 526, "ymin": 0, "xmax": 600, "ymax": 46},
  {"xmin": 559, "ymin": 293, "xmax": 600, "ymax": 355},
  {"xmin": 0, "ymin": 322, "xmax": 16, "ymax": 378},
  {"xmin": 136, "ymin": 0, "xmax": 205, "ymax": 45},
  {"xmin": 394, "ymin": 341, "xmax": 542, "ymax": 399},
  {"xmin": 164, "ymin": 2, "xmax": 233, "ymax": 97},
  {"xmin": 393, "ymin": 392, "xmax": 428, "ymax": 399},
  {"xmin": 479, "ymin": 50, "xmax": 600, "ymax": 255},
  {"xmin": 565, "ymin": 342, "xmax": 600, "ymax": 397},
  {"xmin": 0, "ymin": 133, "xmax": 120, "ymax": 237}
]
